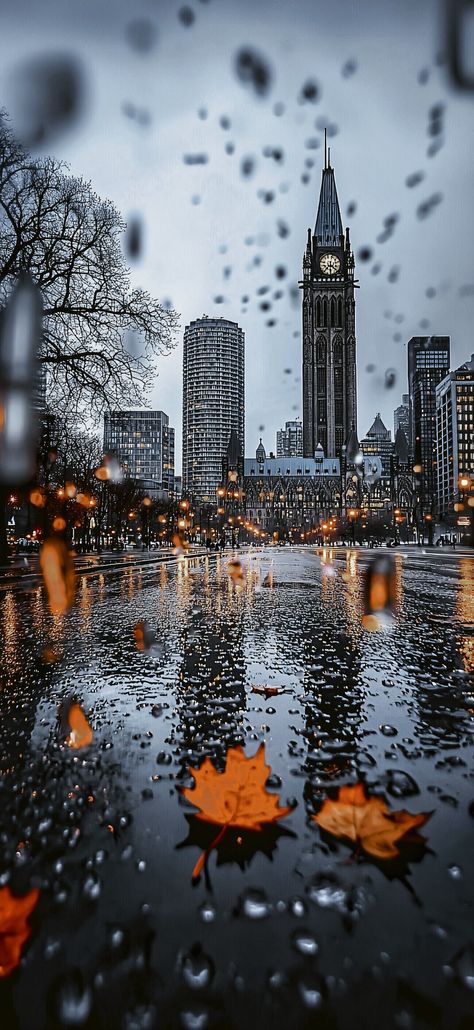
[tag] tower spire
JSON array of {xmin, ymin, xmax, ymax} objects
[
  {"xmin": 314, "ymin": 154, "xmax": 343, "ymax": 244},
  {"xmin": 324, "ymin": 127, "xmax": 327, "ymax": 169}
]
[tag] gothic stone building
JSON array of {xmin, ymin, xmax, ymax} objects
[{"xmin": 301, "ymin": 145, "xmax": 357, "ymax": 459}]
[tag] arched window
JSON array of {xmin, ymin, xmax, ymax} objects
[
  {"xmin": 333, "ymin": 336, "xmax": 342, "ymax": 364},
  {"xmin": 316, "ymin": 298, "xmax": 321, "ymax": 325},
  {"xmin": 322, "ymin": 298, "xmax": 328, "ymax": 327},
  {"xmin": 316, "ymin": 335, "xmax": 326, "ymax": 363},
  {"xmin": 330, "ymin": 297, "xmax": 336, "ymax": 326},
  {"xmin": 337, "ymin": 297, "xmax": 342, "ymax": 325}
]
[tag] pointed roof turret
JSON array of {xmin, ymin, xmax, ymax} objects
[
  {"xmin": 314, "ymin": 146, "xmax": 343, "ymax": 246},
  {"xmin": 344, "ymin": 425, "xmax": 360, "ymax": 463},
  {"xmin": 226, "ymin": 429, "xmax": 241, "ymax": 466},
  {"xmin": 365, "ymin": 413, "xmax": 391, "ymax": 440},
  {"xmin": 256, "ymin": 438, "xmax": 266, "ymax": 462},
  {"xmin": 393, "ymin": 426, "xmax": 409, "ymax": 463}
]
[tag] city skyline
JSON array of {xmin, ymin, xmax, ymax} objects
[{"xmin": 0, "ymin": 0, "xmax": 472, "ymax": 473}]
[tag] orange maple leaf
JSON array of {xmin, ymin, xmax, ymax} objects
[
  {"xmin": 251, "ymin": 686, "xmax": 283, "ymax": 699},
  {"xmin": 39, "ymin": 537, "xmax": 76, "ymax": 615},
  {"xmin": 313, "ymin": 782, "xmax": 431, "ymax": 860},
  {"xmin": 0, "ymin": 886, "xmax": 39, "ymax": 978},
  {"xmin": 182, "ymin": 744, "xmax": 292, "ymax": 880}
]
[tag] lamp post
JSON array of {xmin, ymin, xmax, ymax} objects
[
  {"xmin": 348, "ymin": 508, "xmax": 358, "ymax": 544},
  {"xmin": 457, "ymin": 474, "xmax": 474, "ymax": 547}
]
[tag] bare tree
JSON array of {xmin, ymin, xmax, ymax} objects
[{"xmin": 0, "ymin": 114, "xmax": 179, "ymax": 420}]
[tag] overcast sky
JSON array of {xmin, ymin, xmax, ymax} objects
[{"xmin": 1, "ymin": 0, "xmax": 473, "ymax": 470}]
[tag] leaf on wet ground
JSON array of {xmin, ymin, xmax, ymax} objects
[
  {"xmin": 251, "ymin": 685, "xmax": 284, "ymax": 698},
  {"xmin": 313, "ymin": 782, "xmax": 431, "ymax": 860},
  {"xmin": 181, "ymin": 744, "xmax": 293, "ymax": 880},
  {"xmin": 0, "ymin": 886, "xmax": 39, "ymax": 978},
  {"xmin": 39, "ymin": 537, "xmax": 76, "ymax": 615}
]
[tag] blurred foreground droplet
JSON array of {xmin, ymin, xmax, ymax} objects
[
  {"xmin": 59, "ymin": 697, "xmax": 93, "ymax": 750},
  {"xmin": 362, "ymin": 554, "xmax": 397, "ymax": 630},
  {"xmin": 6, "ymin": 52, "xmax": 87, "ymax": 150},
  {"xmin": 39, "ymin": 537, "xmax": 76, "ymax": 615},
  {"xmin": 0, "ymin": 274, "xmax": 42, "ymax": 485}
]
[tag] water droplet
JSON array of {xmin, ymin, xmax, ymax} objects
[
  {"xmin": 82, "ymin": 874, "xmax": 101, "ymax": 901},
  {"xmin": 448, "ymin": 864, "xmax": 462, "ymax": 880},
  {"xmin": 452, "ymin": 946, "xmax": 474, "ymax": 990},
  {"xmin": 179, "ymin": 1007, "xmax": 209, "ymax": 1030},
  {"xmin": 386, "ymin": 770, "xmax": 419, "ymax": 798},
  {"xmin": 289, "ymin": 897, "xmax": 306, "ymax": 918},
  {"xmin": 298, "ymin": 977, "xmax": 323, "ymax": 1009},
  {"xmin": 292, "ymin": 930, "xmax": 319, "ymax": 956},
  {"xmin": 238, "ymin": 887, "xmax": 272, "ymax": 920},
  {"xmin": 181, "ymin": 946, "xmax": 214, "ymax": 990},
  {"xmin": 53, "ymin": 968, "xmax": 92, "ymax": 1026},
  {"xmin": 198, "ymin": 901, "xmax": 217, "ymax": 923}
]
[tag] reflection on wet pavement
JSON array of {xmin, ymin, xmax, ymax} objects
[{"xmin": 0, "ymin": 548, "xmax": 473, "ymax": 1028}]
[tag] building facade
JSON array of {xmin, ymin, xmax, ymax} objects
[
  {"xmin": 182, "ymin": 316, "xmax": 245, "ymax": 503},
  {"xmin": 436, "ymin": 355, "xmax": 474, "ymax": 520},
  {"xmin": 361, "ymin": 413, "xmax": 393, "ymax": 476},
  {"xmin": 408, "ymin": 335, "xmax": 450, "ymax": 512},
  {"xmin": 394, "ymin": 394, "xmax": 410, "ymax": 443},
  {"xmin": 301, "ymin": 146, "xmax": 357, "ymax": 458},
  {"xmin": 276, "ymin": 419, "xmax": 303, "ymax": 457},
  {"xmin": 103, "ymin": 410, "xmax": 175, "ymax": 496}
]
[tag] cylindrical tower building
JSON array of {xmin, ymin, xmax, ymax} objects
[{"xmin": 182, "ymin": 316, "xmax": 245, "ymax": 503}]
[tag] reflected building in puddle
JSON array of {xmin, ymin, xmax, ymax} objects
[{"xmin": 173, "ymin": 565, "xmax": 248, "ymax": 767}]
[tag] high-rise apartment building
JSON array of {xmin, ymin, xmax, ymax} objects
[
  {"xmin": 103, "ymin": 410, "xmax": 175, "ymax": 495},
  {"xmin": 301, "ymin": 144, "xmax": 357, "ymax": 458},
  {"xmin": 394, "ymin": 394, "xmax": 409, "ymax": 442},
  {"xmin": 436, "ymin": 355, "xmax": 474, "ymax": 519},
  {"xmin": 361, "ymin": 413, "xmax": 392, "ymax": 476},
  {"xmin": 182, "ymin": 316, "xmax": 245, "ymax": 503},
  {"xmin": 408, "ymin": 336, "xmax": 450, "ymax": 510},
  {"xmin": 276, "ymin": 419, "xmax": 303, "ymax": 458}
]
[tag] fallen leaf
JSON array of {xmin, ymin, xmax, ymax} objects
[
  {"xmin": 314, "ymin": 782, "xmax": 431, "ymax": 860},
  {"xmin": 39, "ymin": 537, "xmax": 76, "ymax": 614},
  {"xmin": 60, "ymin": 698, "xmax": 93, "ymax": 749},
  {"xmin": 0, "ymin": 886, "xmax": 39, "ymax": 978},
  {"xmin": 182, "ymin": 744, "xmax": 292, "ymax": 880},
  {"xmin": 251, "ymin": 686, "xmax": 283, "ymax": 699}
]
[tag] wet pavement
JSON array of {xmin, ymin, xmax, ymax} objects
[{"xmin": 0, "ymin": 546, "xmax": 473, "ymax": 1029}]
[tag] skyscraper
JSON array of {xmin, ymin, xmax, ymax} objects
[
  {"xmin": 276, "ymin": 419, "xmax": 303, "ymax": 458},
  {"xmin": 394, "ymin": 394, "xmax": 409, "ymax": 442},
  {"xmin": 301, "ymin": 142, "xmax": 357, "ymax": 458},
  {"xmin": 408, "ymin": 336, "xmax": 450, "ymax": 510},
  {"xmin": 182, "ymin": 316, "xmax": 245, "ymax": 503},
  {"xmin": 103, "ymin": 410, "xmax": 175, "ymax": 495},
  {"xmin": 436, "ymin": 355, "xmax": 474, "ymax": 519}
]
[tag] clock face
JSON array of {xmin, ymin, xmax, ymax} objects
[{"xmin": 319, "ymin": 253, "xmax": 341, "ymax": 275}]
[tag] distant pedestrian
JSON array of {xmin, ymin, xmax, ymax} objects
[{"xmin": 452, "ymin": 536, "xmax": 456, "ymax": 550}]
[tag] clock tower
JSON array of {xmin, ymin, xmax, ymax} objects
[{"xmin": 301, "ymin": 143, "xmax": 358, "ymax": 458}]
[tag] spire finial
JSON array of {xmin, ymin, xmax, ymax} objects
[{"xmin": 324, "ymin": 127, "xmax": 327, "ymax": 169}]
